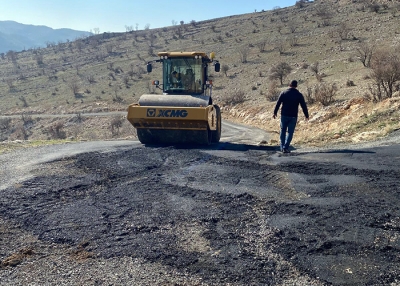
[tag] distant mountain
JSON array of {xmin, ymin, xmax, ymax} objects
[{"xmin": 0, "ymin": 21, "xmax": 92, "ymax": 53}]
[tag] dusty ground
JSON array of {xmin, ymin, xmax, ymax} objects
[{"xmin": 0, "ymin": 123, "xmax": 399, "ymax": 285}]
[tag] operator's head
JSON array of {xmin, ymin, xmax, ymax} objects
[{"xmin": 289, "ymin": 80, "xmax": 298, "ymax": 88}]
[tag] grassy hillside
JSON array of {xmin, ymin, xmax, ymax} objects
[{"xmin": 1, "ymin": 0, "xmax": 399, "ymax": 147}]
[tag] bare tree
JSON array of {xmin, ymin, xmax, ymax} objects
[
  {"xmin": 265, "ymin": 81, "xmax": 280, "ymax": 101},
  {"xmin": 15, "ymin": 122, "xmax": 30, "ymax": 140},
  {"xmin": 6, "ymin": 50, "xmax": 17, "ymax": 64},
  {"xmin": 55, "ymin": 40, "xmax": 65, "ymax": 53},
  {"xmin": 312, "ymin": 82, "xmax": 337, "ymax": 106},
  {"xmin": 221, "ymin": 64, "xmax": 229, "ymax": 76},
  {"xmin": 112, "ymin": 86, "xmax": 123, "ymax": 103},
  {"xmin": 136, "ymin": 66, "xmax": 146, "ymax": 78},
  {"xmin": 305, "ymin": 85, "xmax": 315, "ymax": 104},
  {"xmin": 146, "ymin": 81, "xmax": 155, "ymax": 94},
  {"xmin": 5, "ymin": 78, "xmax": 15, "ymax": 91},
  {"xmin": 75, "ymin": 64, "xmax": 81, "ymax": 75},
  {"xmin": 48, "ymin": 121, "xmax": 66, "ymax": 139},
  {"xmin": 275, "ymin": 39, "xmax": 286, "ymax": 55},
  {"xmin": 315, "ymin": 4, "xmax": 333, "ymax": 26},
  {"xmin": 356, "ymin": 42, "xmax": 375, "ymax": 68},
  {"xmin": 89, "ymin": 38, "xmax": 99, "ymax": 49},
  {"xmin": 238, "ymin": 46, "xmax": 250, "ymax": 63},
  {"xmin": 309, "ymin": 62, "xmax": 323, "ymax": 81},
  {"xmin": 125, "ymin": 25, "xmax": 134, "ymax": 32},
  {"xmin": 279, "ymin": 14, "xmax": 288, "ymax": 23},
  {"xmin": 86, "ymin": 74, "xmax": 96, "ymax": 84},
  {"xmin": 75, "ymin": 40, "xmax": 84, "ymax": 52},
  {"xmin": 110, "ymin": 116, "xmax": 124, "ymax": 137},
  {"xmin": 256, "ymin": 40, "xmax": 268, "ymax": 52},
  {"xmin": 45, "ymin": 41, "xmax": 56, "ymax": 49},
  {"xmin": 148, "ymin": 32, "xmax": 156, "ymax": 47},
  {"xmin": 108, "ymin": 72, "xmax": 116, "ymax": 81},
  {"xmin": 277, "ymin": 25, "xmax": 284, "ymax": 35},
  {"xmin": 175, "ymin": 27, "xmax": 183, "ymax": 39},
  {"xmin": 288, "ymin": 35, "xmax": 298, "ymax": 47},
  {"xmin": 369, "ymin": 3, "xmax": 380, "ymax": 13},
  {"xmin": 0, "ymin": 117, "xmax": 11, "ymax": 141},
  {"xmin": 123, "ymin": 75, "xmax": 130, "ymax": 87},
  {"xmin": 295, "ymin": 0, "xmax": 309, "ymax": 8},
  {"xmin": 19, "ymin": 96, "xmax": 28, "ymax": 107},
  {"xmin": 269, "ymin": 62, "xmax": 293, "ymax": 85},
  {"xmin": 309, "ymin": 62, "xmax": 319, "ymax": 75},
  {"xmin": 288, "ymin": 22, "xmax": 298, "ymax": 33},
  {"xmin": 128, "ymin": 70, "xmax": 135, "ymax": 79},
  {"xmin": 223, "ymin": 89, "xmax": 246, "ymax": 105},
  {"xmin": 369, "ymin": 48, "xmax": 400, "ymax": 100},
  {"xmin": 337, "ymin": 23, "xmax": 352, "ymax": 40},
  {"xmin": 35, "ymin": 53, "xmax": 44, "ymax": 66},
  {"xmin": 105, "ymin": 43, "xmax": 115, "ymax": 54},
  {"xmin": 147, "ymin": 46, "xmax": 155, "ymax": 56},
  {"xmin": 68, "ymin": 79, "xmax": 81, "ymax": 97},
  {"xmin": 107, "ymin": 62, "xmax": 115, "ymax": 71}
]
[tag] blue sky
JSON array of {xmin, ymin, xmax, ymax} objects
[{"xmin": 0, "ymin": 0, "xmax": 298, "ymax": 32}]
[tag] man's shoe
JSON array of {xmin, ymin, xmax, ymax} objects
[{"xmin": 283, "ymin": 148, "xmax": 291, "ymax": 153}]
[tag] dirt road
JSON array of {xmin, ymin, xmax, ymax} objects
[{"xmin": 0, "ymin": 122, "xmax": 399, "ymax": 285}]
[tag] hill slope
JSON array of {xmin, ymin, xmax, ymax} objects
[
  {"xmin": 0, "ymin": 21, "xmax": 92, "ymax": 53},
  {"xmin": 0, "ymin": 0, "xmax": 399, "ymax": 146}
]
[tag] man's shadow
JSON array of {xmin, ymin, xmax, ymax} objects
[
  {"xmin": 145, "ymin": 141, "xmax": 376, "ymax": 155},
  {"xmin": 145, "ymin": 141, "xmax": 279, "ymax": 152}
]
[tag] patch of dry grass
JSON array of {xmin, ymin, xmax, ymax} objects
[{"xmin": 1, "ymin": 248, "xmax": 34, "ymax": 267}]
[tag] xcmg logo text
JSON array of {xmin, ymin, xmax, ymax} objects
[{"xmin": 147, "ymin": 109, "xmax": 188, "ymax": 118}]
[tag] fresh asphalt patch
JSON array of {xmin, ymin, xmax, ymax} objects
[{"xmin": 1, "ymin": 142, "xmax": 399, "ymax": 285}]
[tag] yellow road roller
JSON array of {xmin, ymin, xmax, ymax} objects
[{"xmin": 127, "ymin": 51, "xmax": 221, "ymax": 145}]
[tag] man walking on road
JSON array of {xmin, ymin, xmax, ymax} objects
[{"xmin": 273, "ymin": 80, "xmax": 309, "ymax": 153}]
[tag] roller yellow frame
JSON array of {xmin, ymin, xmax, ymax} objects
[{"xmin": 127, "ymin": 104, "xmax": 217, "ymax": 131}]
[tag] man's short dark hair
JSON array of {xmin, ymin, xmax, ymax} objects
[{"xmin": 290, "ymin": 80, "xmax": 298, "ymax": 87}]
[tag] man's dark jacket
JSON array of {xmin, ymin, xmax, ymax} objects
[{"xmin": 273, "ymin": 88, "xmax": 309, "ymax": 118}]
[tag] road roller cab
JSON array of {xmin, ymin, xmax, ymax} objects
[{"xmin": 127, "ymin": 51, "xmax": 221, "ymax": 145}]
